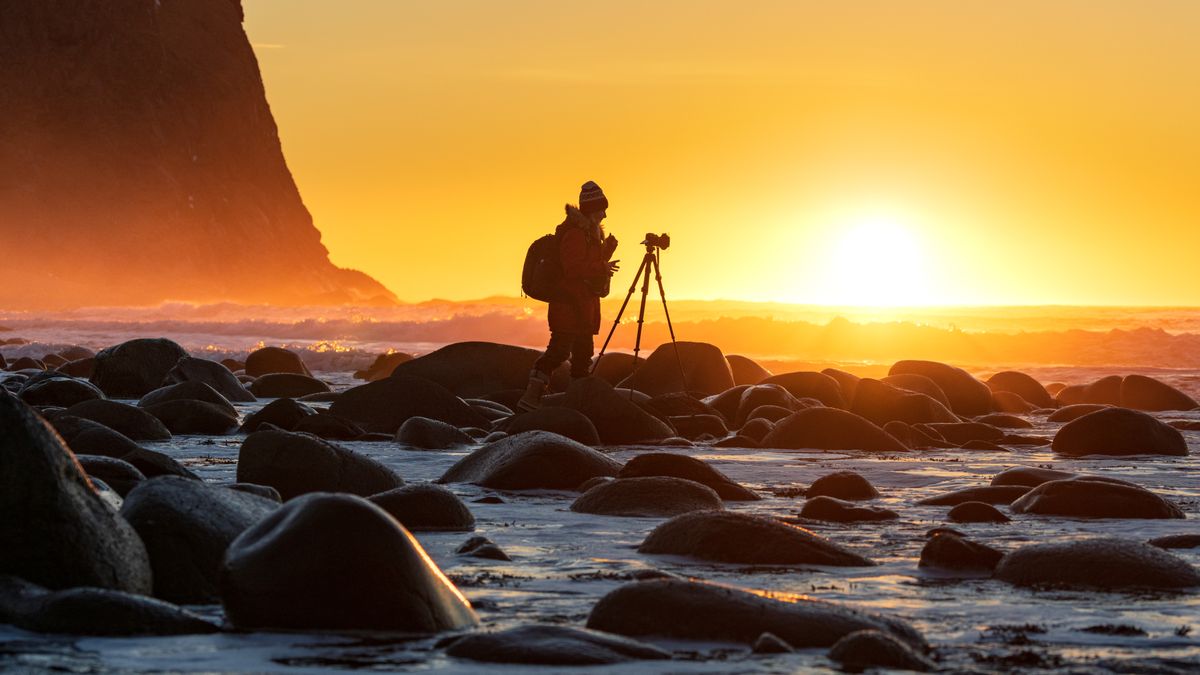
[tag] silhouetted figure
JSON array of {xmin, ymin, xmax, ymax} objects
[{"xmin": 518, "ymin": 181, "xmax": 619, "ymax": 411}]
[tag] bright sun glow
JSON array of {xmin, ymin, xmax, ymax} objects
[{"xmin": 817, "ymin": 215, "xmax": 933, "ymax": 307}]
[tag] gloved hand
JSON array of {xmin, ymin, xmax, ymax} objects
[
  {"xmin": 603, "ymin": 234, "xmax": 618, "ymax": 258},
  {"xmin": 607, "ymin": 260, "xmax": 620, "ymax": 274}
]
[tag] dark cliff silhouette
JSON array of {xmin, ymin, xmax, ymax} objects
[{"xmin": 0, "ymin": 0, "xmax": 396, "ymax": 309}]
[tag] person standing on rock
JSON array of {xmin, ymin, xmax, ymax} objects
[{"xmin": 518, "ymin": 181, "xmax": 619, "ymax": 411}]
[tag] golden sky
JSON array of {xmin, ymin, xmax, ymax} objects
[{"xmin": 244, "ymin": 1, "xmax": 1200, "ymax": 307}]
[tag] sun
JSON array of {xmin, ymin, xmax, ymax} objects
[{"xmin": 815, "ymin": 214, "xmax": 934, "ymax": 307}]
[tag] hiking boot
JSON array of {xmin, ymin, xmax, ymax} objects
[{"xmin": 516, "ymin": 371, "xmax": 549, "ymax": 412}]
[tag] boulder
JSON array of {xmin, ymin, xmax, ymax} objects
[
  {"xmin": 701, "ymin": 384, "xmax": 750, "ymax": 421},
  {"xmin": 58, "ymin": 357, "xmax": 96, "ymax": 378},
  {"xmin": 392, "ymin": 341, "xmax": 566, "ymax": 397},
  {"xmin": 75, "ymin": 455, "xmax": 146, "ymax": 497},
  {"xmin": 445, "ymin": 624, "xmax": 670, "ymax": 665},
  {"xmin": 19, "ymin": 377, "xmax": 105, "ymax": 407},
  {"xmin": 48, "ymin": 414, "xmax": 144, "ymax": 458},
  {"xmin": 122, "ymin": 447, "xmax": 201, "ymax": 480},
  {"xmin": 89, "ymin": 338, "xmax": 189, "ymax": 398},
  {"xmin": 617, "ymin": 341, "xmax": 735, "ymax": 396},
  {"xmin": 237, "ymin": 429, "xmax": 404, "ymax": 500},
  {"xmin": 1010, "ymin": 477, "xmax": 1184, "ymax": 519},
  {"xmin": 800, "ymin": 496, "xmax": 898, "ymax": 522},
  {"xmin": 9, "ymin": 356, "xmax": 43, "ymax": 371},
  {"xmin": 668, "ymin": 414, "xmax": 728, "ymax": 440},
  {"xmin": 618, "ymin": 452, "xmax": 759, "ymax": 500},
  {"xmin": 438, "ymin": 431, "xmax": 621, "ymax": 490},
  {"xmin": 991, "ymin": 390, "xmax": 1037, "ymax": 413},
  {"xmin": 457, "ymin": 535, "xmax": 511, "ymax": 561},
  {"xmin": 0, "ymin": 577, "xmax": 218, "ymax": 636},
  {"xmin": 120, "ymin": 476, "xmax": 278, "ymax": 603},
  {"xmin": 571, "ymin": 477, "xmax": 724, "ymax": 517},
  {"xmin": 138, "ymin": 381, "xmax": 236, "ymax": 413},
  {"xmin": 587, "ymin": 578, "xmax": 924, "ymax": 649},
  {"xmin": 244, "ymin": 346, "xmax": 311, "ymax": 377},
  {"xmin": 639, "ymin": 511, "xmax": 873, "ymax": 566},
  {"xmin": 888, "ymin": 360, "xmax": 991, "ymax": 416},
  {"xmin": 0, "ymin": 393, "xmax": 152, "ymax": 593},
  {"xmin": 501, "ymin": 406, "xmax": 601, "ymax": 445},
  {"xmin": 1047, "ymin": 403, "xmax": 1110, "ymax": 422},
  {"xmin": 645, "ymin": 391, "xmax": 724, "ymax": 420},
  {"xmin": 850, "ymin": 378, "xmax": 958, "ymax": 426},
  {"xmin": 917, "ymin": 485, "xmax": 1030, "ymax": 506},
  {"xmin": 143, "ymin": 399, "xmax": 239, "ymax": 435},
  {"xmin": 368, "ymin": 483, "xmax": 475, "ymax": 532},
  {"xmin": 165, "ymin": 356, "xmax": 256, "ymax": 403},
  {"xmin": 329, "ymin": 375, "xmax": 488, "ymax": 433},
  {"xmin": 881, "ymin": 373, "xmax": 950, "ymax": 406},
  {"xmin": 829, "ymin": 629, "xmax": 934, "ymax": 672},
  {"xmin": 806, "ymin": 471, "xmax": 879, "ymax": 500},
  {"xmin": 919, "ymin": 532, "xmax": 1003, "ymax": 573},
  {"xmin": 989, "ymin": 466, "xmax": 1076, "ymax": 487},
  {"xmin": 918, "ymin": 422, "xmax": 1005, "ymax": 445},
  {"xmin": 1149, "ymin": 534, "xmax": 1200, "ymax": 550},
  {"xmin": 1052, "ymin": 407, "xmax": 1187, "ymax": 456},
  {"xmin": 762, "ymin": 408, "xmax": 908, "ymax": 452},
  {"xmin": 986, "ymin": 371, "xmax": 1055, "ymax": 408},
  {"xmin": 353, "ymin": 351, "xmax": 414, "ymax": 382},
  {"xmin": 248, "ymin": 373, "xmax": 330, "ymax": 399},
  {"xmin": 759, "ymin": 371, "xmax": 846, "ymax": 408},
  {"xmin": 239, "ymin": 398, "xmax": 318, "ymax": 433},
  {"xmin": 590, "ymin": 352, "xmax": 640, "ymax": 386},
  {"xmin": 220, "ymin": 492, "xmax": 478, "ymax": 631},
  {"xmin": 559, "ymin": 377, "xmax": 674, "ymax": 444},
  {"xmin": 395, "ymin": 416, "xmax": 475, "ymax": 449},
  {"xmin": 725, "ymin": 354, "xmax": 771, "ymax": 385},
  {"xmin": 227, "ymin": 483, "xmax": 282, "ymax": 502},
  {"xmin": 291, "ymin": 413, "xmax": 364, "ymax": 440},
  {"xmin": 733, "ymin": 384, "xmax": 801, "ymax": 427},
  {"xmin": 995, "ymin": 538, "xmax": 1200, "ymax": 590},
  {"xmin": 975, "ymin": 413, "xmax": 1033, "ymax": 429},
  {"xmin": 739, "ymin": 417, "xmax": 773, "ymax": 441},
  {"xmin": 65, "ymin": 399, "xmax": 172, "ymax": 441},
  {"xmin": 948, "ymin": 501, "xmax": 1010, "ymax": 523},
  {"xmin": 1120, "ymin": 374, "xmax": 1198, "ymax": 411}
]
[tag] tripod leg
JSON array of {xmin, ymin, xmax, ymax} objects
[
  {"xmin": 629, "ymin": 254, "xmax": 654, "ymax": 399},
  {"xmin": 591, "ymin": 253, "xmax": 650, "ymax": 374},
  {"xmin": 651, "ymin": 254, "xmax": 689, "ymax": 394}
]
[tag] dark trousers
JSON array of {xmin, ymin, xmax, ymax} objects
[{"xmin": 534, "ymin": 331, "xmax": 594, "ymax": 378}]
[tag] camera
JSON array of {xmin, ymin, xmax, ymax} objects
[{"xmin": 642, "ymin": 232, "xmax": 671, "ymax": 250}]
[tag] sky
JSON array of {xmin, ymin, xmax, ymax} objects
[{"xmin": 243, "ymin": 1, "xmax": 1200, "ymax": 307}]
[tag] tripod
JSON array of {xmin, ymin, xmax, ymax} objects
[{"xmin": 592, "ymin": 237, "xmax": 688, "ymax": 394}]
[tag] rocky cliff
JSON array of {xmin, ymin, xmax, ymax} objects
[{"xmin": 0, "ymin": 0, "xmax": 396, "ymax": 308}]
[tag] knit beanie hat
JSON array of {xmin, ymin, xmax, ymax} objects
[{"xmin": 579, "ymin": 180, "xmax": 609, "ymax": 214}]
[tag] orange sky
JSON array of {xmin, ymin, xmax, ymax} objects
[{"xmin": 243, "ymin": 1, "xmax": 1200, "ymax": 307}]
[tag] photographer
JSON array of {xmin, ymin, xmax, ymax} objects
[{"xmin": 518, "ymin": 181, "xmax": 619, "ymax": 411}]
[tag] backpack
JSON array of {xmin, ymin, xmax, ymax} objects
[{"xmin": 521, "ymin": 233, "xmax": 564, "ymax": 302}]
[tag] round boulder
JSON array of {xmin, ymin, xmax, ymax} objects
[
  {"xmin": 240, "ymin": 398, "xmax": 318, "ymax": 433},
  {"xmin": 986, "ymin": 371, "xmax": 1054, "ymax": 408},
  {"xmin": 760, "ymin": 371, "xmax": 846, "ymax": 408},
  {"xmin": 438, "ymin": 431, "xmax": 621, "ymax": 490},
  {"xmin": 850, "ymin": 378, "xmax": 958, "ymax": 426},
  {"xmin": 75, "ymin": 455, "xmax": 146, "ymax": 497},
  {"xmin": 800, "ymin": 496, "xmax": 898, "ymax": 522},
  {"xmin": 503, "ymin": 406, "xmax": 602, "ymax": 445},
  {"xmin": 244, "ymin": 346, "xmax": 311, "ymax": 377},
  {"xmin": 918, "ymin": 532, "xmax": 1003, "ymax": 573},
  {"xmin": 995, "ymin": 537, "xmax": 1200, "ymax": 590},
  {"xmin": 89, "ymin": 338, "xmax": 189, "ymax": 398},
  {"xmin": 1048, "ymin": 403, "xmax": 1110, "ymax": 422},
  {"xmin": 829, "ymin": 629, "xmax": 934, "ymax": 672},
  {"xmin": 395, "ymin": 416, "xmax": 475, "ymax": 450},
  {"xmin": 237, "ymin": 429, "xmax": 404, "ymax": 500},
  {"xmin": 329, "ymin": 375, "xmax": 488, "ymax": 433},
  {"xmin": 990, "ymin": 466, "xmax": 1077, "ymax": 487},
  {"xmin": 1120, "ymin": 374, "xmax": 1198, "ymax": 412},
  {"xmin": 391, "ymin": 341, "xmax": 566, "ymax": 397},
  {"xmin": 617, "ymin": 341, "xmax": 735, "ymax": 397},
  {"xmin": 618, "ymin": 452, "xmax": 759, "ymax": 500},
  {"xmin": 807, "ymin": 471, "xmax": 879, "ymax": 500},
  {"xmin": 248, "ymin": 373, "xmax": 331, "ymax": 399},
  {"xmin": 1010, "ymin": 477, "xmax": 1184, "ymax": 519},
  {"xmin": 762, "ymin": 408, "xmax": 908, "ymax": 452},
  {"xmin": 19, "ymin": 377, "xmax": 104, "ymax": 407},
  {"xmin": 888, "ymin": 360, "xmax": 991, "ymax": 416},
  {"xmin": 143, "ymin": 399, "xmax": 238, "ymax": 435},
  {"xmin": 445, "ymin": 624, "xmax": 670, "ymax": 665},
  {"xmin": 1052, "ymin": 407, "xmax": 1188, "ymax": 457},
  {"xmin": 948, "ymin": 501, "xmax": 1010, "ymax": 523},
  {"xmin": 65, "ymin": 399, "xmax": 171, "ymax": 441},
  {"xmin": 639, "ymin": 511, "xmax": 873, "ymax": 566},
  {"xmin": 138, "ymin": 381, "xmax": 236, "ymax": 413},
  {"xmin": 165, "ymin": 356, "xmax": 256, "ymax": 403},
  {"xmin": 559, "ymin": 377, "xmax": 674, "ymax": 444},
  {"xmin": 726, "ymin": 354, "xmax": 771, "ymax": 385},
  {"xmin": 571, "ymin": 477, "xmax": 724, "ymax": 517},
  {"xmin": 369, "ymin": 483, "xmax": 475, "ymax": 532}
]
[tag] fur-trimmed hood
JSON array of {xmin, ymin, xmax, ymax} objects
[{"xmin": 557, "ymin": 204, "xmax": 603, "ymax": 243}]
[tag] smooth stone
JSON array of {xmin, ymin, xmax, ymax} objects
[
  {"xmin": 995, "ymin": 537, "xmax": 1200, "ymax": 590},
  {"xmin": 762, "ymin": 408, "xmax": 908, "ymax": 452},
  {"xmin": 138, "ymin": 381, "xmax": 236, "ymax": 413},
  {"xmin": 438, "ymin": 431, "xmax": 620, "ymax": 490},
  {"xmin": 65, "ymin": 399, "xmax": 172, "ymax": 441},
  {"xmin": 90, "ymin": 338, "xmax": 189, "ymax": 398},
  {"xmin": 990, "ymin": 466, "xmax": 1077, "ymax": 487},
  {"xmin": 618, "ymin": 452, "xmax": 760, "ymax": 501},
  {"xmin": 974, "ymin": 413, "xmax": 1034, "ymax": 429},
  {"xmin": 800, "ymin": 496, "xmax": 898, "ymax": 522},
  {"xmin": 456, "ymin": 535, "xmax": 511, "ymax": 561},
  {"xmin": 445, "ymin": 624, "xmax": 671, "ymax": 665},
  {"xmin": 1010, "ymin": 477, "xmax": 1184, "ymax": 519},
  {"xmin": 638, "ymin": 511, "xmax": 873, "ymax": 566},
  {"xmin": 726, "ymin": 354, "xmax": 772, "ymax": 386},
  {"xmin": 19, "ymin": 377, "xmax": 105, "ymax": 407},
  {"xmin": 249, "ymin": 373, "xmax": 331, "ymax": 398},
  {"xmin": 918, "ymin": 422, "xmax": 1005, "ymax": 445},
  {"xmin": 1047, "ymin": 403, "xmax": 1110, "ymax": 422},
  {"xmin": 0, "ymin": 576, "xmax": 218, "ymax": 636},
  {"xmin": 559, "ymin": 377, "xmax": 674, "ymax": 444},
  {"xmin": 244, "ymin": 346, "xmax": 311, "ymax": 377},
  {"xmin": 917, "ymin": 485, "xmax": 1030, "ymax": 506},
  {"xmin": 759, "ymin": 371, "xmax": 846, "ymax": 408},
  {"xmin": 369, "ymin": 483, "xmax": 475, "ymax": 532},
  {"xmin": 353, "ymin": 352, "xmax": 414, "ymax": 382},
  {"xmin": 986, "ymin": 371, "xmax": 1055, "ymax": 408},
  {"xmin": 850, "ymin": 378, "xmax": 957, "ymax": 426},
  {"xmin": 329, "ymin": 375, "xmax": 488, "ymax": 433},
  {"xmin": 888, "ymin": 360, "xmax": 992, "ymax": 416},
  {"xmin": 828, "ymin": 629, "xmax": 934, "ymax": 672},
  {"xmin": 240, "ymin": 398, "xmax": 318, "ymax": 433},
  {"xmin": 919, "ymin": 532, "xmax": 1003, "ymax": 573},
  {"xmin": 806, "ymin": 471, "xmax": 879, "ymax": 500},
  {"xmin": 1149, "ymin": 534, "xmax": 1200, "ymax": 549},
  {"xmin": 502, "ymin": 406, "xmax": 602, "ymax": 445},
  {"xmin": 617, "ymin": 341, "xmax": 735, "ymax": 397},
  {"xmin": 751, "ymin": 632, "xmax": 794, "ymax": 654},
  {"xmin": 1120, "ymin": 374, "xmax": 1198, "ymax": 411},
  {"xmin": 571, "ymin": 477, "xmax": 724, "ymax": 517},
  {"xmin": 238, "ymin": 429, "xmax": 404, "ymax": 501},
  {"xmin": 391, "ymin": 341, "xmax": 566, "ymax": 397},
  {"xmin": 75, "ymin": 455, "xmax": 146, "ymax": 497},
  {"xmin": 395, "ymin": 416, "xmax": 475, "ymax": 449},
  {"xmin": 165, "ymin": 356, "xmax": 256, "ymax": 403},
  {"xmin": 948, "ymin": 501, "xmax": 1010, "ymax": 523},
  {"xmin": 1052, "ymin": 407, "xmax": 1187, "ymax": 457},
  {"xmin": 143, "ymin": 399, "xmax": 238, "ymax": 435},
  {"xmin": 292, "ymin": 412, "xmax": 364, "ymax": 441}
]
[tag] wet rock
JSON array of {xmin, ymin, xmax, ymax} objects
[
  {"xmin": 917, "ymin": 485, "xmax": 1030, "ymax": 506},
  {"xmin": 1120, "ymin": 374, "xmax": 1198, "ymax": 411},
  {"xmin": 668, "ymin": 414, "xmax": 728, "ymax": 440},
  {"xmin": 445, "ymin": 624, "xmax": 670, "ymax": 665},
  {"xmin": 1052, "ymin": 407, "xmax": 1187, "ymax": 457},
  {"xmin": 739, "ymin": 417, "xmax": 773, "ymax": 441},
  {"xmin": 560, "ymin": 377, "xmax": 673, "ymax": 444},
  {"xmin": 0, "ymin": 393, "xmax": 152, "ymax": 593},
  {"xmin": 369, "ymin": 483, "xmax": 475, "ymax": 532},
  {"xmin": 732, "ymin": 384, "xmax": 800, "ymax": 427},
  {"xmin": 221, "ymin": 492, "xmax": 479, "ymax": 631},
  {"xmin": 143, "ymin": 399, "xmax": 239, "ymax": 435},
  {"xmin": 1047, "ymin": 403, "xmax": 1110, "ymax": 422},
  {"xmin": 762, "ymin": 408, "xmax": 908, "ymax": 452},
  {"xmin": 989, "ymin": 466, "xmax": 1077, "ymax": 487},
  {"xmin": 995, "ymin": 538, "xmax": 1200, "ymax": 589},
  {"xmin": 760, "ymin": 371, "xmax": 846, "ymax": 408},
  {"xmin": 590, "ymin": 353, "xmax": 641, "ymax": 386},
  {"xmin": 354, "ymin": 351, "xmax": 413, "ymax": 382},
  {"xmin": 394, "ymin": 341, "xmax": 568, "ymax": 397},
  {"xmin": 1010, "ymin": 477, "xmax": 1184, "ymax": 519},
  {"xmin": 975, "ymin": 413, "xmax": 1033, "ymax": 429},
  {"xmin": 121, "ymin": 447, "xmax": 200, "ymax": 480},
  {"xmin": 120, "ymin": 476, "xmax": 278, "ymax": 603},
  {"xmin": 991, "ymin": 390, "xmax": 1037, "ymax": 413},
  {"xmin": 395, "ymin": 416, "xmax": 475, "ymax": 449},
  {"xmin": 1149, "ymin": 534, "xmax": 1200, "ymax": 549},
  {"xmin": 240, "ymin": 397, "xmax": 318, "ymax": 433},
  {"xmin": 571, "ymin": 477, "xmax": 724, "ymax": 517},
  {"xmin": 645, "ymin": 391, "xmax": 724, "ymax": 420},
  {"xmin": 889, "ymin": 360, "xmax": 992, "ymax": 416},
  {"xmin": 456, "ymin": 535, "xmax": 511, "ymax": 561},
  {"xmin": 986, "ymin": 371, "xmax": 1055, "ymax": 408},
  {"xmin": 726, "ymin": 354, "xmax": 771, "ymax": 385},
  {"xmin": 618, "ymin": 452, "xmax": 760, "ymax": 500},
  {"xmin": 800, "ymin": 496, "xmax": 898, "ymax": 522},
  {"xmin": 244, "ymin": 346, "xmax": 311, "ymax": 377},
  {"xmin": 501, "ymin": 406, "xmax": 601, "ymax": 445},
  {"xmin": 138, "ymin": 381, "xmax": 236, "ymax": 413},
  {"xmin": 49, "ymin": 414, "xmax": 143, "ymax": 458},
  {"xmin": 806, "ymin": 471, "xmax": 879, "ymax": 500},
  {"xmin": 713, "ymin": 433, "xmax": 759, "ymax": 448},
  {"xmin": 618, "ymin": 341, "xmax": 735, "ymax": 396},
  {"xmin": 919, "ymin": 532, "xmax": 1003, "ymax": 573},
  {"xmin": 329, "ymin": 375, "xmax": 488, "ymax": 433},
  {"xmin": 297, "ymin": 391, "xmax": 339, "ymax": 403},
  {"xmin": 227, "ymin": 483, "xmax": 282, "ymax": 502},
  {"xmin": 75, "ymin": 455, "xmax": 146, "ymax": 497},
  {"xmin": 752, "ymin": 632, "xmax": 793, "ymax": 654},
  {"xmin": 829, "ymin": 629, "xmax": 933, "ymax": 672},
  {"xmin": 19, "ymin": 376, "xmax": 105, "ymax": 407},
  {"xmin": 742, "ymin": 404, "xmax": 793, "ymax": 424},
  {"xmin": 58, "ymin": 357, "xmax": 96, "ymax": 378},
  {"xmin": 7, "ymin": 356, "xmax": 38, "ymax": 370},
  {"xmin": 918, "ymin": 422, "xmax": 1005, "ymax": 445},
  {"xmin": 238, "ymin": 429, "xmax": 404, "ymax": 500},
  {"xmin": 249, "ymin": 373, "xmax": 331, "ymax": 399},
  {"xmin": 439, "ymin": 431, "xmax": 620, "ymax": 490},
  {"xmin": 65, "ymin": 399, "xmax": 171, "ymax": 441},
  {"xmin": 639, "ymin": 511, "xmax": 873, "ymax": 566},
  {"xmin": 90, "ymin": 338, "xmax": 189, "ymax": 398},
  {"xmin": 850, "ymin": 378, "xmax": 958, "ymax": 426},
  {"xmin": 292, "ymin": 412, "xmax": 364, "ymax": 441},
  {"xmin": 701, "ymin": 384, "xmax": 751, "ymax": 422},
  {"xmin": 0, "ymin": 577, "xmax": 218, "ymax": 636},
  {"xmin": 587, "ymin": 578, "xmax": 924, "ymax": 648},
  {"xmin": 165, "ymin": 356, "xmax": 256, "ymax": 403},
  {"xmin": 881, "ymin": 373, "xmax": 950, "ymax": 406},
  {"xmin": 948, "ymin": 501, "xmax": 1010, "ymax": 523}
]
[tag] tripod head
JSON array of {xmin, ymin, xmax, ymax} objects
[{"xmin": 641, "ymin": 232, "xmax": 670, "ymax": 253}]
